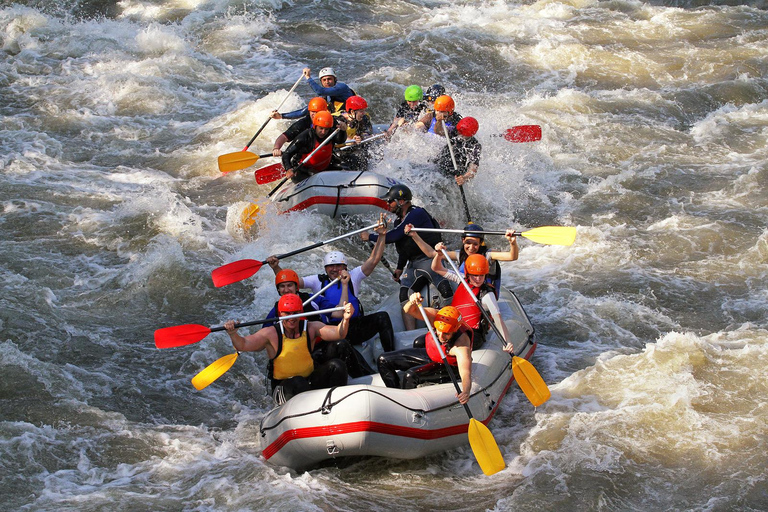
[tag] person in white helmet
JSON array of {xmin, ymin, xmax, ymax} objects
[
  {"xmin": 266, "ymin": 213, "xmax": 395, "ymax": 354},
  {"xmin": 302, "ymin": 66, "xmax": 356, "ymax": 114}
]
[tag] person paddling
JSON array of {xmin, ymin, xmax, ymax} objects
[
  {"xmin": 415, "ymin": 94, "xmax": 462, "ymax": 137},
  {"xmin": 304, "ymin": 67, "xmax": 356, "ymax": 114},
  {"xmin": 337, "ymin": 95, "xmax": 375, "ymax": 170},
  {"xmin": 281, "ymin": 110, "xmax": 346, "ymax": 182},
  {"xmin": 270, "ymin": 97, "xmax": 336, "ymax": 157},
  {"xmin": 434, "ymin": 117, "xmax": 482, "ymax": 186},
  {"xmin": 224, "ymin": 296, "xmax": 354, "ymax": 405},
  {"xmin": 386, "ymin": 85, "xmax": 427, "ymax": 137},
  {"xmin": 377, "ymin": 299, "xmax": 473, "ymax": 403}
]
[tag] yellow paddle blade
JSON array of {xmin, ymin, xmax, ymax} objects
[
  {"xmin": 512, "ymin": 356, "xmax": 551, "ymax": 406},
  {"xmin": 191, "ymin": 353, "xmax": 239, "ymax": 390},
  {"xmin": 521, "ymin": 226, "xmax": 577, "ymax": 246},
  {"xmin": 218, "ymin": 151, "xmax": 261, "ymax": 173},
  {"xmin": 468, "ymin": 418, "xmax": 506, "ymax": 476},
  {"xmin": 240, "ymin": 202, "xmax": 261, "ymax": 228}
]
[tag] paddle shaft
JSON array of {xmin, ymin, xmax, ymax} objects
[
  {"xmin": 443, "ymin": 120, "xmax": 472, "ymax": 223},
  {"xmin": 367, "ymin": 240, "xmax": 397, "ymax": 278},
  {"xmin": 411, "ymin": 227, "xmax": 519, "ymax": 237},
  {"xmin": 275, "ymin": 222, "xmax": 380, "ymax": 260},
  {"xmin": 242, "ymin": 74, "xmax": 304, "ymax": 151},
  {"xmin": 209, "ymin": 306, "xmax": 344, "ymax": 334},
  {"xmin": 337, "ymin": 132, "xmax": 388, "ymax": 151},
  {"xmin": 268, "ymin": 127, "xmax": 341, "ymax": 198},
  {"xmin": 417, "ymin": 304, "xmax": 474, "ymax": 418}
]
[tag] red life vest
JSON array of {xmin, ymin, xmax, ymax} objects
[
  {"xmin": 425, "ymin": 325, "xmax": 473, "ymax": 366},
  {"xmin": 302, "ymin": 136, "xmax": 334, "ymax": 172},
  {"xmin": 450, "ymin": 284, "xmax": 484, "ymax": 329}
]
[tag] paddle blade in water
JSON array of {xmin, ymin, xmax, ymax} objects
[
  {"xmin": 512, "ymin": 356, "xmax": 551, "ymax": 407},
  {"xmin": 521, "ymin": 226, "xmax": 576, "ymax": 246},
  {"xmin": 211, "ymin": 259, "xmax": 263, "ymax": 287},
  {"xmin": 468, "ymin": 418, "xmax": 506, "ymax": 476},
  {"xmin": 191, "ymin": 353, "xmax": 239, "ymax": 390},
  {"xmin": 255, "ymin": 163, "xmax": 285, "ymax": 184},
  {"xmin": 504, "ymin": 125, "xmax": 542, "ymax": 142},
  {"xmin": 218, "ymin": 151, "xmax": 261, "ymax": 173},
  {"xmin": 154, "ymin": 324, "xmax": 212, "ymax": 349},
  {"xmin": 240, "ymin": 202, "xmax": 261, "ymax": 228}
]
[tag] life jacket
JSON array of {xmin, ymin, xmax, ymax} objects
[
  {"xmin": 450, "ymin": 282, "xmax": 494, "ymax": 348},
  {"xmin": 425, "ymin": 324, "xmax": 473, "ymax": 366},
  {"xmin": 317, "ymin": 273, "xmax": 362, "ymax": 323},
  {"xmin": 326, "ymin": 88, "xmax": 357, "ymax": 115},
  {"xmin": 302, "ymin": 134, "xmax": 334, "ymax": 172},
  {"xmin": 428, "ymin": 116, "xmax": 456, "ymax": 135},
  {"xmin": 271, "ymin": 321, "xmax": 314, "ymax": 381}
]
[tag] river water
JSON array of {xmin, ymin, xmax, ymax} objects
[{"xmin": 2, "ymin": 0, "xmax": 767, "ymax": 510}]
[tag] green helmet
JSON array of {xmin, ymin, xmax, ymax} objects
[{"xmin": 404, "ymin": 85, "xmax": 423, "ymax": 102}]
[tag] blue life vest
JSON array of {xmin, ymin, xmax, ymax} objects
[{"xmin": 318, "ymin": 274, "xmax": 362, "ymax": 323}]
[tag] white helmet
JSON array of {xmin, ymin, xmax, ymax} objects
[
  {"xmin": 324, "ymin": 251, "xmax": 347, "ymax": 267},
  {"xmin": 319, "ymin": 67, "xmax": 336, "ymax": 79}
]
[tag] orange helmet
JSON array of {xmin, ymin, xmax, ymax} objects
[
  {"xmin": 434, "ymin": 306, "xmax": 462, "ymax": 334},
  {"xmin": 277, "ymin": 293, "xmax": 303, "ymax": 314},
  {"xmin": 275, "ymin": 269, "xmax": 299, "ymax": 288},
  {"xmin": 464, "ymin": 254, "xmax": 489, "ymax": 276},
  {"xmin": 433, "ymin": 95, "xmax": 455, "ymax": 113},
  {"xmin": 313, "ymin": 110, "xmax": 334, "ymax": 128},
  {"xmin": 308, "ymin": 97, "xmax": 328, "ymax": 112}
]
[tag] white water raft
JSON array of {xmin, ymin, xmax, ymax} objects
[
  {"xmin": 270, "ymin": 170, "xmax": 397, "ymax": 218},
  {"xmin": 258, "ymin": 287, "xmax": 536, "ymax": 470}
]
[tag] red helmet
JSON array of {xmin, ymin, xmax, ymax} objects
[
  {"xmin": 275, "ymin": 269, "xmax": 299, "ymax": 288},
  {"xmin": 456, "ymin": 117, "xmax": 478, "ymax": 137},
  {"xmin": 345, "ymin": 96, "xmax": 368, "ymax": 111},
  {"xmin": 308, "ymin": 97, "xmax": 328, "ymax": 112},
  {"xmin": 464, "ymin": 254, "xmax": 489, "ymax": 276},
  {"xmin": 313, "ymin": 110, "xmax": 334, "ymax": 128},
  {"xmin": 277, "ymin": 293, "xmax": 303, "ymax": 314},
  {"xmin": 434, "ymin": 306, "xmax": 462, "ymax": 334},
  {"xmin": 433, "ymin": 95, "xmax": 455, "ymax": 113}
]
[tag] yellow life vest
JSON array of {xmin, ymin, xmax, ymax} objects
[{"xmin": 271, "ymin": 321, "xmax": 314, "ymax": 380}]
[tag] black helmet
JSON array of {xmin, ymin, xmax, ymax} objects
[
  {"xmin": 381, "ymin": 184, "xmax": 412, "ymax": 202},
  {"xmin": 424, "ymin": 84, "xmax": 446, "ymax": 102},
  {"xmin": 461, "ymin": 223, "xmax": 484, "ymax": 241}
]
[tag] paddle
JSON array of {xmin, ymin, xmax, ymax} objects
[
  {"xmin": 493, "ymin": 125, "xmax": 542, "ymax": 143},
  {"xmin": 254, "ymin": 133, "xmax": 387, "ymax": 186},
  {"xmin": 219, "ymin": 152, "xmax": 273, "ymax": 174},
  {"xmin": 442, "ymin": 119, "xmax": 472, "ymax": 223},
  {"xmin": 154, "ymin": 306, "xmax": 344, "ymax": 349},
  {"xmin": 439, "ymin": 248, "xmax": 550, "ymax": 407},
  {"xmin": 211, "ymin": 222, "xmax": 380, "ymax": 287},
  {"xmin": 189, "ymin": 281, "xmax": 341, "ymax": 389},
  {"xmin": 242, "ymin": 73, "xmax": 304, "ymax": 152},
  {"xmin": 267, "ymin": 127, "xmax": 342, "ymax": 198},
  {"xmin": 417, "ymin": 303, "xmax": 506, "ymax": 476},
  {"xmin": 411, "ymin": 226, "xmax": 577, "ymax": 246}
]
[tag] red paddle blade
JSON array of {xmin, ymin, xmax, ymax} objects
[
  {"xmin": 504, "ymin": 125, "xmax": 542, "ymax": 142},
  {"xmin": 211, "ymin": 259, "xmax": 263, "ymax": 287},
  {"xmin": 154, "ymin": 324, "xmax": 212, "ymax": 349},
  {"xmin": 255, "ymin": 163, "xmax": 285, "ymax": 185}
]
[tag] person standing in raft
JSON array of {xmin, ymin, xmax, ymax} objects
[
  {"xmin": 304, "ymin": 67, "xmax": 356, "ymax": 114},
  {"xmin": 386, "ymin": 85, "xmax": 427, "ymax": 137},
  {"xmin": 414, "ymin": 94, "xmax": 462, "ymax": 138},
  {"xmin": 434, "ymin": 117, "xmax": 482, "ymax": 186},
  {"xmin": 361, "ymin": 184, "xmax": 453, "ymax": 331},
  {"xmin": 281, "ymin": 110, "xmax": 347, "ymax": 182},
  {"xmin": 224, "ymin": 295, "xmax": 354, "ymax": 405},
  {"xmin": 404, "ymin": 223, "xmax": 518, "ymax": 296},
  {"xmin": 376, "ymin": 298, "xmax": 473, "ymax": 403}
]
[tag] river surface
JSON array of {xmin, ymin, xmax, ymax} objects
[{"xmin": 2, "ymin": 0, "xmax": 767, "ymax": 510}]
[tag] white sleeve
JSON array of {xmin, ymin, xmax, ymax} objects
[
  {"xmin": 350, "ymin": 266, "xmax": 366, "ymax": 291},
  {"xmin": 302, "ymin": 274, "xmax": 322, "ymax": 293}
]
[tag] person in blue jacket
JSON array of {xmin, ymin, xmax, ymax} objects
[{"xmin": 303, "ymin": 66, "xmax": 356, "ymax": 114}]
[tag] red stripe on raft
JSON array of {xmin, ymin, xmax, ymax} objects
[
  {"xmin": 262, "ymin": 341, "xmax": 539, "ymax": 461},
  {"xmin": 282, "ymin": 196, "xmax": 389, "ymax": 213}
]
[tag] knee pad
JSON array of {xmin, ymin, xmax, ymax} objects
[
  {"xmin": 437, "ymin": 279, "xmax": 454, "ymax": 299},
  {"xmin": 399, "ymin": 287, "xmax": 410, "ymax": 304},
  {"xmin": 412, "ymin": 333, "xmax": 426, "ymax": 349}
]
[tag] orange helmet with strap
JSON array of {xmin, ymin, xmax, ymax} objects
[
  {"xmin": 434, "ymin": 306, "xmax": 462, "ymax": 334},
  {"xmin": 308, "ymin": 97, "xmax": 328, "ymax": 112},
  {"xmin": 313, "ymin": 110, "xmax": 334, "ymax": 128},
  {"xmin": 464, "ymin": 254, "xmax": 489, "ymax": 276},
  {"xmin": 277, "ymin": 293, "xmax": 303, "ymax": 314},
  {"xmin": 434, "ymin": 95, "xmax": 455, "ymax": 113},
  {"xmin": 275, "ymin": 269, "xmax": 299, "ymax": 289}
]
